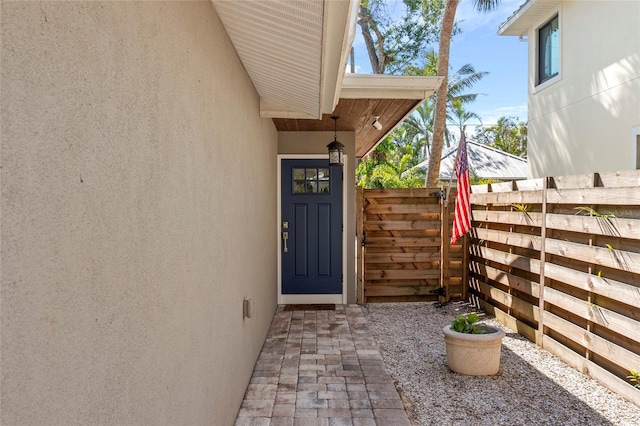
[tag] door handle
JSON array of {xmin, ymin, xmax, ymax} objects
[{"xmin": 282, "ymin": 231, "xmax": 289, "ymax": 252}]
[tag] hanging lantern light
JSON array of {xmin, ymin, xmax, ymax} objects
[{"xmin": 327, "ymin": 116, "xmax": 344, "ymax": 166}]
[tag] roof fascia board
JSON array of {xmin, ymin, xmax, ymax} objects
[
  {"xmin": 341, "ymin": 74, "xmax": 444, "ymax": 100},
  {"xmin": 498, "ymin": 0, "xmax": 560, "ymax": 36},
  {"xmin": 499, "ymin": 0, "xmax": 536, "ymax": 36},
  {"xmin": 320, "ymin": 0, "xmax": 359, "ymax": 116},
  {"xmin": 260, "ymin": 99, "xmax": 319, "ymax": 120}
]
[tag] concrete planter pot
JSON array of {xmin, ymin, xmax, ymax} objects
[{"xmin": 442, "ymin": 324, "xmax": 505, "ymax": 376}]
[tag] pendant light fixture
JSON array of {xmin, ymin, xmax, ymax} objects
[{"xmin": 327, "ymin": 116, "xmax": 344, "ymax": 166}]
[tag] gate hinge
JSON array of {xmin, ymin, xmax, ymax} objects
[{"xmin": 430, "ymin": 189, "xmax": 446, "ymax": 200}]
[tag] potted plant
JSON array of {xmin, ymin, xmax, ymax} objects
[{"xmin": 442, "ymin": 313, "xmax": 505, "ymax": 376}]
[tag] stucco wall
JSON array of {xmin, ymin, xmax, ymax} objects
[
  {"xmin": 1, "ymin": 2, "xmax": 277, "ymax": 424},
  {"xmin": 278, "ymin": 132, "xmax": 357, "ymax": 304},
  {"xmin": 526, "ymin": 0, "xmax": 640, "ymax": 177}
]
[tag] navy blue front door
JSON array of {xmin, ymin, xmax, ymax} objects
[{"xmin": 281, "ymin": 159, "xmax": 342, "ymax": 294}]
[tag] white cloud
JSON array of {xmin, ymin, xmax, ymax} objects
[
  {"xmin": 477, "ymin": 104, "xmax": 528, "ymax": 127},
  {"xmin": 456, "ymin": 0, "xmax": 524, "ymax": 35}
]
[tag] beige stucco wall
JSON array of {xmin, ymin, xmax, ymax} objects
[
  {"xmin": 1, "ymin": 2, "xmax": 277, "ymax": 424},
  {"xmin": 278, "ymin": 132, "xmax": 357, "ymax": 304},
  {"xmin": 526, "ymin": 0, "xmax": 640, "ymax": 178}
]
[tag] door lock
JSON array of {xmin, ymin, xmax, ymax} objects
[{"xmin": 282, "ymin": 231, "xmax": 289, "ymax": 252}]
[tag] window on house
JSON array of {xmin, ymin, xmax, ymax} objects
[{"xmin": 537, "ymin": 15, "xmax": 559, "ymax": 85}]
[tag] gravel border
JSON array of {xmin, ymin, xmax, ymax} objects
[{"xmin": 364, "ymin": 302, "xmax": 640, "ymax": 426}]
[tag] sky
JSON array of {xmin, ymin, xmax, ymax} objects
[{"xmin": 350, "ymin": 0, "xmax": 529, "ymax": 137}]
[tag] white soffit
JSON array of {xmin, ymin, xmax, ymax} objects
[
  {"xmin": 212, "ymin": 0, "xmax": 357, "ymax": 120},
  {"xmin": 498, "ymin": 0, "xmax": 560, "ymax": 37},
  {"xmin": 341, "ymin": 74, "xmax": 444, "ymax": 99}
]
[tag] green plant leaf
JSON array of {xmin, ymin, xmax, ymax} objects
[
  {"xmin": 511, "ymin": 203, "xmax": 529, "ymax": 212},
  {"xmin": 450, "ymin": 313, "xmax": 485, "ymax": 334},
  {"xmin": 574, "ymin": 206, "xmax": 616, "ymax": 219},
  {"xmin": 628, "ymin": 369, "xmax": 640, "ymax": 388}
]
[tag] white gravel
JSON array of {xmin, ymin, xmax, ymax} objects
[{"xmin": 364, "ymin": 302, "xmax": 640, "ymax": 426}]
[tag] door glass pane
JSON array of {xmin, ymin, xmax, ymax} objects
[
  {"xmin": 318, "ymin": 168, "xmax": 330, "ymax": 180},
  {"xmin": 306, "ymin": 169, "xmax": 318, "ymax": 180},
  {"xmin": 293, "ymin": 168, "xmax": 306, "ymax": 180},
  {"xmin": 294, "ymin": 181, "xmax": 306, "ymax": 193},
  {"xmin": 292, "ymin": 167, "xmax": 331, "ymax": 194}
]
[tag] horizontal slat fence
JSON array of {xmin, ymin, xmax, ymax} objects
[
  {"xmin": 469, "ymin": 169, "xmax": 640, "ymax": 406},
  {"xmin": 357, "ymin": 188, "xmax": 465, "ymax": 303}
]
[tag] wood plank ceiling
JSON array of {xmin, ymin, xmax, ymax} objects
[{"xmin": 272, "ymin": 97, "xmax": 421, "ymax": 158}]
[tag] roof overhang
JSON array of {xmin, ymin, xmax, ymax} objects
[
  {"xmin": 498, "ymin": 0, "xmax": 560, "ymax": 37},
  {"xmin": 341, "ymin": 74, "xmax": 443, "ymax": 157},
  {"xmin": 212, "ymin": 0, "xmax": 358, "ymax": 120},
  {"xmin": 211, "ymin": 0, "xmax": 443, "ymax": 157},
  {"xmin": 273, "ymin": 74, "xmax": 443, "ymax": 157},
  {"xmin": 341, "ymin": 74, "xmax": 442, "ymax": 100}
]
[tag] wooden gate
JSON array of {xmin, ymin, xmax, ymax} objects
[{"xmin": 356, "ymin": 187, "xmax": 466, "ymax": 303}]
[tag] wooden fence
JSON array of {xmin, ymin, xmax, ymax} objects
[
  {"xmin": 469, "ymin": 169, "xmax": 640, "ymax": 405},
  {"xmin": 356, "ymin": 187, "xmax": 465, "ymax": 303}
]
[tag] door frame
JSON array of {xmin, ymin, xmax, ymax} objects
[{"xmin": 277, "ymin": 154, "xmax": 347, "ymax": 305}]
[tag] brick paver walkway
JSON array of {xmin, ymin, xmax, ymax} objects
[{"xmin": 235, "ymin": 304, "xmax": 411, "ymax": 426}]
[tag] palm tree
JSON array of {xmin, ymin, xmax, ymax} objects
[
  {"xmin": 448, "ymin": 98, "xmax": 482, "ymax": 135},
  {"xmin": 356, "ymin": 129, "xmax": 427, "ymax": 188},
  {"xmin": 392, "ymin": 126, "xmax": 425, "ymax": 168},
  {"xmin": 443, "ymin": 63, "xmax": 487, "ymax": 146},
  {"xmin": 447, "ymin": 63, "xmax": 489, "ymax": 108},
  {"xmin": 403, "ymin": 102, "xmax": 434, "ymax": 159},
  {"xmin": 425, "ymin": 0, "xmax": 502, "ymax": 187},
  {"xmin": 406, "ymin": 51, "xmax": 487, "ymax": 151}
]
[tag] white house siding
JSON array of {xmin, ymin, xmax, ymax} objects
[
  {"xmin": 1, "ymin": 2, "xmax": 277, "ymax": 424},
  {"xmin": 526, "ymin": 0, "xmax": 640, "ymax": 178}
]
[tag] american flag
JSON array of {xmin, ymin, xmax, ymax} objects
[{"xmin": 450, "ymin": 132, "xmax": 471, "ymax": 245}]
